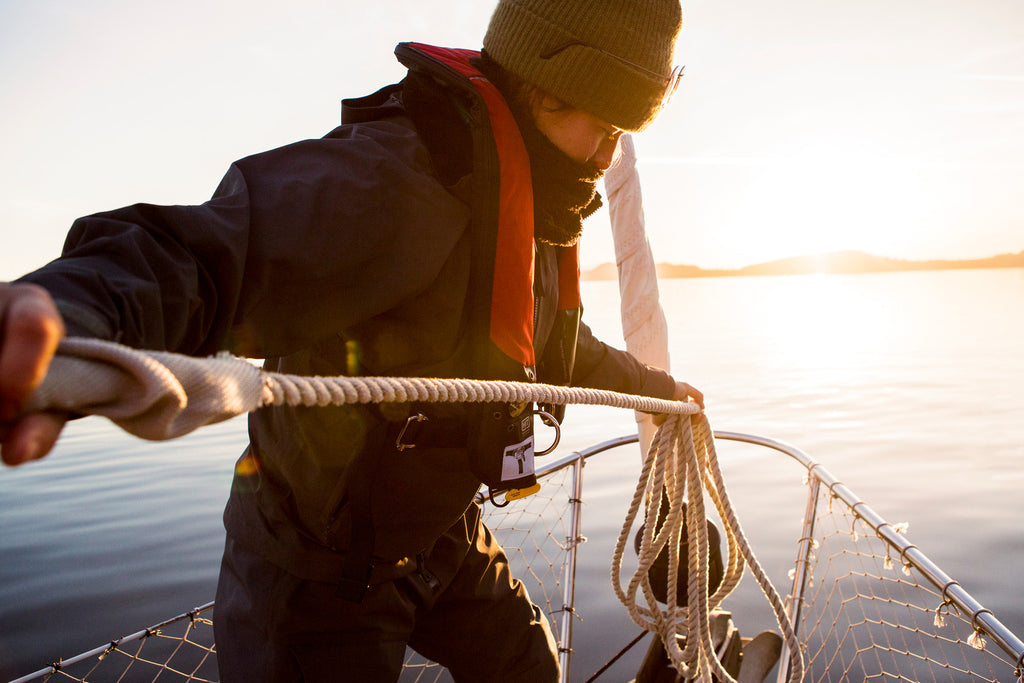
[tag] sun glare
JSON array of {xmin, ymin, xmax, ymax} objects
[
  {"xmin": 746, "ymin": 272, "xmax": 896, "ymax": 385},
  {"xmin": 725, "ymin": 134, "xmax": 932, "ymax": 262}
]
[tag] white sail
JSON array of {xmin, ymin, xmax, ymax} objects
[{"xmin": 604, "ymin": 134, "xmax": 671, "ymax": 458}]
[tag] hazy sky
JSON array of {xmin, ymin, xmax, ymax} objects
[{"xmin": 1, "ymin": 0, "xmax": 1022, "ymax": 277}]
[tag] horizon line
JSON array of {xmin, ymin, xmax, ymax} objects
[{"xmin": 582, "ymin": 247, "xmax": 1024, "ymax": 278}]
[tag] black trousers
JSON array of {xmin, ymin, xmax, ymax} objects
[{"xmin": 214, "ymin": 505, "xmax": 560, "ymax": 682}]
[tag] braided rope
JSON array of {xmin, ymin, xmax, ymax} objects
[
  {"xmin": 31, "ymin": 338, "xmax": 803, "ymax": 680},
  {"xmin": 29, "ymin": 338, "xmax": 692, "ymax": 440},
  {"xmin": 611, "ymin": 412, "xmax": 805, "ymax": 683},
  {"xmin": 260, "ymin": 371, "xmax": 690, "ymax": 415}
]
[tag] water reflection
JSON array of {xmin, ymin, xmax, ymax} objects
[{"xmin": 1, "ymin": 268, "xmax": 1022, "ymax": 681}]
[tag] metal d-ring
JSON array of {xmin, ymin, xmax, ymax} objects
[
  {"xmin": 395, "ymin": 413, "xmax": 427, "ymax": 451},
  {"xmin": 534, "ymin": 409, "xmax": 561, "ymax": 456}
]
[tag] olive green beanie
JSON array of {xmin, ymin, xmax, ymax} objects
[{"xmin": 482, "ymin": 0, "xmax": 682, "ymax": 131}]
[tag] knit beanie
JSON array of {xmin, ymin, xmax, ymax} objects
[{"xmin": 482, "ymin": 0, "xmax": 682, "ymax": 131}]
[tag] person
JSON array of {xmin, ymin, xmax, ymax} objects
[{"xmin": 0, "ymin": 0, "xmax": 701, "ymax": 680}]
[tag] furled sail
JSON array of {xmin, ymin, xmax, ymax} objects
[{"xmin": 605, "ymin": 134, "xmax": 671, "ymax": 458}]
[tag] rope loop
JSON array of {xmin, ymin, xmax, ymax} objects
[
  {"xmin": 940, "ymin": 578, "xmax": 959, "ymax": 602},
  {"xmin": 610, "ymin": 413, "xmax": 804, "ymax": 682},
  {"xmin": 971, "ymin": 607, "xmax": 995, "ymax": 629}
]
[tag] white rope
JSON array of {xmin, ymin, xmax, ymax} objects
[
  {"xmin": 26, "ymin": 338, "xmax": 692, "ymax": 440},
  {"xmin": 611, "ymin": 412, "xmax": 805, "ymax": 683},
  {"xmin": 27, "ymin": 337, "xmax": 804, "ymax": 680},
  {"xmin": 261, "ymin": 372, "xmax": 688, "ymax": 414}
]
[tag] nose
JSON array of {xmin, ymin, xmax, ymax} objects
[{"xmin": 592, "ymin": 134, "xmax": 622, "ymax": 171}]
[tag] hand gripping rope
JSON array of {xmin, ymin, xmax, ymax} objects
[{"xmin": 25, "ymin": 337, "xmax": 804, "ymax": 682}]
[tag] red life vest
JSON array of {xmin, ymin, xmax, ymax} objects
[
  {"xmin": 396, "ymin": 42, "xmax": 581, "ymax": 490},
  {"xmin": 401, "ymin": 43, "xmax": 581, "ymax": 362}
]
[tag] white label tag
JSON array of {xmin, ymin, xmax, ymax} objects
[{"xmin": 501, "ymin": 436, "xmax": 535, "ymax": 481}]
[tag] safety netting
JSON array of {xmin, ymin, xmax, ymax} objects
[
  {"xmin": 792, "ymin": 484, "xmax": 1023, "ymax": 682},
  {"xmin": 11, "ymin": 433, "xmax": 1024, "ymax": 683}
]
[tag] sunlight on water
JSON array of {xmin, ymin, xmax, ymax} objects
[{"xmin": 571, "ymin": 269, "xmax": 1024, "ymax": 678}]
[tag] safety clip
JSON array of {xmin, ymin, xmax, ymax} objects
[
  {"xmin": 534, "ymin": 408, "xmax": 561, "ymax": 456},
  {"xmin": 395, "ymin": 412, "xmax": 428, "ymax": 451}
]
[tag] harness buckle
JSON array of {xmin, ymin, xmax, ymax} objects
[{"xmin": 395, "ymin": 412, "xmax": 428, "ymax": 451}]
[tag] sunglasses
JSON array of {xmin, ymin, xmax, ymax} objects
[{"xmin": 540, "ymin": 41, "xmax": 685, "ymax": 110}]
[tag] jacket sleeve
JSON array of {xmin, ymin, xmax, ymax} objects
[
  {"xmin": 16, "ymin": 119, "xmax": 470, "ymax": 359},
  {"xmin": 570, "ymin": 319, "xmax": 676, "ymax": 400}
]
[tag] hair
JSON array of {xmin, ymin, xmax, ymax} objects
[{"xmin": 478, "ymin": 50, "xmax": 571, "ymax": 121}]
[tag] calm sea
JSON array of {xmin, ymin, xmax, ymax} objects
[{"xmin": 1, "ymin": 268, "xmax": 1022, "ymax": 681}]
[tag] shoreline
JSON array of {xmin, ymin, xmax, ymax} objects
[{"xmin": 582, "ymin": 249, "xmax": 1024, "ymax": 281}]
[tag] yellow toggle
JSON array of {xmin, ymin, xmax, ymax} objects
[{"xmin": 504, "ymin": 483, "xmax": 542, "ymax": 503}]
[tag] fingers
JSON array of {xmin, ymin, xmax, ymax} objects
[
  {"xmin": 673, "ymin": 381, "xmax": 705, "ymax": 411},
  {"xmin": 690, "ymin": 385, "xmax": 705, "ymax": 410},
  {"xmin": 0, "ymin": 283, "xmax": 66, "ymax": 466},
  {"xmin": 1, "ymin": 411, "xmax": 68, "ymax": 466},
  {"xmin": 0, "ymin": 283, "xmax": 65, "ymax": 422},
  {"xmin": 650, "ymin": 381, "xmax": 705, "ymax": 427}
]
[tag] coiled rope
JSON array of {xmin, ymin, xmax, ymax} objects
[
  {"xmin": 27, "ymin": 337, "xmax": 804, "ymax": 682},
  {"xmin": 612, "ymin": 412, "xmax": 804, "ymax": 682}
]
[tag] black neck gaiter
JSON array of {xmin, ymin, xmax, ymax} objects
[
  {"xmin": 510, "ymin": 108, "xmax": 604, "ymax": 247},
  {"xmin": 404, "ymin": 56, "xmax": 605, "ymax": 247},
  {"xmin": 477, "ymin": 53, "xmax": 604, "ymax": 246}
]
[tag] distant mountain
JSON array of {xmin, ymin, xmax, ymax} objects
[{"xmin": 581, "ymin": 250, "xmax": 1024, "ymax": 280}]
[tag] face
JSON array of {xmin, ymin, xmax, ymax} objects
[{"xmin": 531, "ymin": 93, "xmax": 623, "ymax": 172}]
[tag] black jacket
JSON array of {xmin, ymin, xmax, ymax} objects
[{"xmin": 19, "ymin": 45, "xmax": 676, "ymax": 584}]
